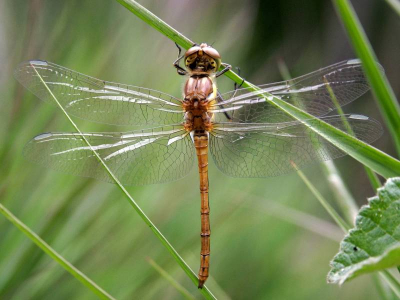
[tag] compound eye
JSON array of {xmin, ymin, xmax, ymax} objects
[
  {"xmin": 203, "ymin": 47, "xmax": 221, "ymax": 59},
  {"xmin": 185, "ymin": 46, "xmax": 201, "ymax": 57}
]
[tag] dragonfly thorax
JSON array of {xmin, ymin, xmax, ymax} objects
[{"xmin": 183, "ymin": 75, "xmax": 215, "ymax": 132}]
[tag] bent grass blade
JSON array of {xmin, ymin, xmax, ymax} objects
[{"xmin": 323, "ymin": 77, "xmax": 382, "ymax": 190}]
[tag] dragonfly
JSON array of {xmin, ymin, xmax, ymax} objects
[{"xmin": 15, "ymin": 43, "xmax": 383, "ymax": 288}]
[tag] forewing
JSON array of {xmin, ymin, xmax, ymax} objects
[
  {"xmin": 24, "ymin": 126, "xmax": 194, "ymax": 185},
  {"xmin": 15, "ymin": 60, "xmax": 184, "ymax": 126},
  {"xmin": 210, "ymin": 115, "xmax": 382, "ymax": 177},
  {"xmin": 212, "ymin": 60, "xmax": 380, "ymax": 123}
]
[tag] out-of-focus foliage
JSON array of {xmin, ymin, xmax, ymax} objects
[{"xmin": 0, "ymin": 0, "xmax": 399, "ymax": 299}]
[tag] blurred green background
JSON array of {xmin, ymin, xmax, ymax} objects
[{"xmin": 1, "ymin": 0, "xmax": 399, "ymax": 299}]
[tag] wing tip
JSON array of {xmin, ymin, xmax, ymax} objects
[
  {"xmin": 346, "ymin": 59, "xmax": 361, "ymax": 65},
  {"xmin": 348, "ymin": 114, "xmax": 384, "ymax": 141},
  {"xmin": 348, "ymin": 114, "xmax": 369, "ymax": 120},
  {"xmin": 15, "ymin": 59, "xmax": 49, "ymax": 69},
  {"xmin": 33, "ymin": 132, "xmax": 53, "ymax": 141},
  {"xmin": 28, "ymin": 60, "xmax": 49, "ymax": 66},
  {"xmin": 14, "ymin": 60, "xmax": 49, "ymax": 81}
]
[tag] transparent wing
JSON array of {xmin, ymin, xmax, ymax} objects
[
  {"xmin": 15, "ymin": 60, "xmax": 184, "ymax": 126},
  {"xmin": 210, "ymin": 115, "xmax": 382, "ymax": 177},
  {"xmin": 23, "ymin": 125, "xmax": 194, "ymax": 186},
  {"xmin": 212, "ymin": 60, "xmax": 382, "ymax": 123}
]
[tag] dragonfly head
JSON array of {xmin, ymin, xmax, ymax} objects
[{"xmin": 184, "ymin": 43, "xmax": 221, "ymax": 74}]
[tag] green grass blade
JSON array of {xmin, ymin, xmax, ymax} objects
[
  {"xmin": 146, "ymin": 258, "xmax": 196, "ymax": 300},
  {"xmin": 321, "ymin": 161, "xmax": 358, "ymax": 224},
  {"xmin": 115, "ymin": 0, "xmax": 194, "ymax": 49},
  {"xmin": 365, "ymin": 168, "xmax": 383, "ymax": 190},
  {"xmin": 333, "ymin": 0, "xmax": 400, "ymax": 155},
  {"xmin": 278, "ymin": 59, "xmax": 359, "ymax": 224},
  {"xmin": 30, "ymin": 66, "xmax": 217, "ymax": 299},
  {"xmin": 324, "ymin": 77, "xmax": 382, "ymax": 190},
  {"xmin": 380, "ymin": 270, "xmax": 400, "ymax": 298},
  {"xmin": 293, "ymin": 164, "xmax": 351, "ymax": 233},
  {"xmin": 0, "ymin": 203, "xmax": 115, "ymax": 300},
  {"xmin": 372, "ymin": 273, "xmax": 394, "ymax": 300}
]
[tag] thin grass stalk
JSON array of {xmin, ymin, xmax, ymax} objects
[
  {"xmin": 114, "ymin": 0, "xmax": 194, "ymax": 49},
  {"xmin": 379, "ymin": 270, "xmax": 400, "ymax": 298},
  {"xmin": 323, "ymin": 78, "xmax": 382, "ymax": 190},
  {"xmin": 333, "ymin": 0, "xmax": 400, "ymax": 156},
  {"xmin": 277, "ymin": 59, "xmax": 358, "ymax": 223},
  {"xmin": 146, "ymin": 258, "xmax": 196, "ymax": 300},
  {"xmin": 321, "ymin": 161, "xmax": 358, "ymax": 224},
  {"xmin": 238, "ymin": 190, "xmax": 344, "ymax": 241},
  {"xmin": 0, "ymin": 181, "xmax": 94, "ymax": 295},
  {"xmin": 30, "ymin": 67, "xmax": 217, "ymax": 299},
  {"xmin": 372, "ymin": 273, "xmax": 395, "ymax": 300},
  {"xmin": 0, "ymin": 203, "xmax": 115, "ymax": 300},
  {"xmin": 365, "ymin": 168, "xmax": 383, "ymax": 190},
  {"xmin": 291, "ymin": 164, "xmax": 351, "ymax": 233}
]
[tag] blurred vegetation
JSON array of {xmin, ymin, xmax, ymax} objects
[{"xmin": 0, "ymin": 0, "xmax": 399, "ymax": 299}]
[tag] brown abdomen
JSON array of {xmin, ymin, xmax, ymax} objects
[{"xmin": 194, "ymin": 133, "xmax": 210, "ymax": 288}]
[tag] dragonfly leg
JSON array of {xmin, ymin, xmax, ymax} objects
[
  {"xmin": 173, "ymin": 42, "xmax": 188, "ymax": 76},
  {"xmin": 225, "ymin": 66, "xmax": 245, "ymax": 105},
  {"xmin": 216, "ymin": 91, "xmax": 232, "ymax": 121},
  {"xmin": 215, "ymin": 62, "xmax": 232, "ymax": 78},
  {"xmin": 234, "ymin": 66, "xmax": 245, "ymax": 90}
]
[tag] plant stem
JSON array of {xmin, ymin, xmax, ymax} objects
[
  {"xmin": 293, "ymin": 166, "xmax": 351, "ymax": 233},
  {"xmin": 0, "ymin": 203, "xmax": 115, "ymax": 300},
  {"xmin": 372, "ymin": 273, "xmax": 393, "ymax": 300},
  {"xmin": 147, "ymin": 258, "xmax": 196, "ymax": 300},
  {"xmin": 379, "ymin": 270, "xmax": 400, "ymax": 298},
  {"xmin": 115, "ymin": 0, "xmax": 194, "ymax": 49},
  {"xmin": 277, "ymin": 59, "xmax": 359, "ymax": 224},
  {"xmin": 323, "ymin": 77, "xmax": 381, "ymax": 205},
  {"xmin": 365, "ymin": 168, "xmax": 382, "ymax": 190},
  {"xmin": 333, "ymin": 0, "xmax": 400, "ymax": 156},
  {"xmin": 321, "ymin": 161, "xmax": 358, "ymax": 224},
  {"xmin": 31, "ymin": 66, "xmax": 216, "ymax": 299}
]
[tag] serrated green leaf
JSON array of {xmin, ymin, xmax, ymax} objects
[{"xmin": 328, "ymin": 177, "xmax": 400, "ymax": 284}]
